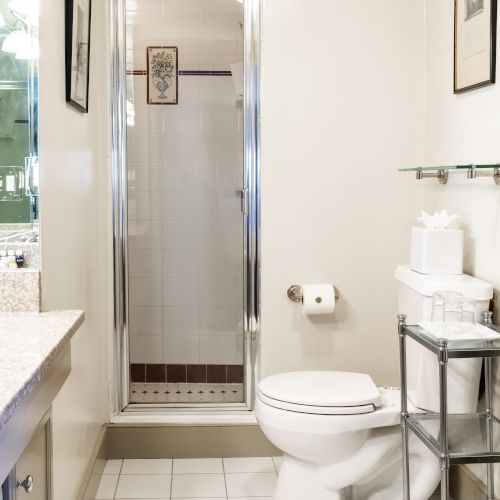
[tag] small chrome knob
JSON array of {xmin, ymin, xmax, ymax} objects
[{"xmin": 17, "ymin": 474, "xmax": 33, "ymax": 493}]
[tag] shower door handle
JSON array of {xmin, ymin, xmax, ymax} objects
[{"xmin": 237, "ymin": 189, "xmax": 248, "ymax": 214}]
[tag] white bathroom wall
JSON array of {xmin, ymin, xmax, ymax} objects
[
  {"xmin": 423, "ymin": 0, "xmax": 500, "ymax": 486},
  {"xmin": 38, "ymin": 0, "xmax": 110, "ymax": 498},
  {"xmin": 127, "ymin": 0, "xmax": 245, "ymax": 366},
  {"xmin": 259, "ymin": 0, "xmax": 426, "ymax": 385}
]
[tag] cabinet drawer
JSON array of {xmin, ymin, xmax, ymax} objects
[{"xmin": 14, "ymin": 420, "xmax": 50, "ymax": 500}]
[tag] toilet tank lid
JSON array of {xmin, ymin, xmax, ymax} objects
[{"xmin": 394, "ymin": 265, "xmax": 493, "ymax": 300}]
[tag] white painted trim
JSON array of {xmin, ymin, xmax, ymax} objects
[{"xmin": 109, "ymin": 412, "xmax": 258, "ymax": 427}]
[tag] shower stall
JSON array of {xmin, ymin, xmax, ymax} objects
[{"xmin": 111, "ymin": 0, "xmax": 260, "ymax": 413}]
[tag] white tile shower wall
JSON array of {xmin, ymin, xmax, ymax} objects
[
  {"xmin": 127, "ymin": 0, "xmax": 244, "ymax": 365},
  {"xmin": 423, "ymin": 0, "xmax": 500, "ymax": 488}
]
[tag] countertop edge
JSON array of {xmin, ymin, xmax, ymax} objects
[{"xmin": 0, "ymin": 310, "xmax": 85, "ymax": 432}]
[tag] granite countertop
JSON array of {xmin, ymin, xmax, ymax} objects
[{"xmin": 0, "ymin": 310, "xmax": 84, "ymax": 432}]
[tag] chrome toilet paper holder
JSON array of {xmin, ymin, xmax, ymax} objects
[{"xmin": 287, "ymin": 284, "xmax": 340, "ymax": 303}]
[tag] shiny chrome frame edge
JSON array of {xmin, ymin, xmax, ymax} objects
[
  {"xmin": 110, "ymin": 0, "xmax": 261, "ymax": 413},
  {"xmin": 243, "ymin": 0, "xmax": 261, "ymax": 411},
  {"xmin": 110, "ymin": 0, "xmax": 130, "ymax": 413}
]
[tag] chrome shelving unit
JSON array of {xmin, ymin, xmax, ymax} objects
[
  {"xmin": 398, "ymin": 164, "xmax": 500, "ymax": 184},
  {"xmin": 398, "ymin": 312, "xmax": 500, "ymax": 499}
]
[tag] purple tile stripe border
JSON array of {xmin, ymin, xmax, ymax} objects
[
  {"xmin": 127, "ymin": 70, "xmax": 232, "ymax": 76},
  {"xmin": 130, "ymin": 364, "xmax": 244, "ymax": 384}
]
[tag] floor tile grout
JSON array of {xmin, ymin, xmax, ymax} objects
[
  {"xmin": 221, "ymin": 456, "xmax": 228, "ymax": 500},
  {"xmin": 100, "ymin": 457, "xmax": 279, "ymax": 500}
]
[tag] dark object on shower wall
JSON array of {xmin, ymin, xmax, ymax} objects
[
  {"xmin": 454, "ymin": 0, "xmax": 497, "ymax": 92},
  {"xmin": 147, "ymin": 46, "xmax": 179, "ymax": 105},
  {"xmin": 65, "ymin": 0, "xmax": 92, "ymax": 112}
]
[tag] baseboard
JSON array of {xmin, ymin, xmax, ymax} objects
[
  {"xmin": 450, "ymin": 465, "xmax": 499, "ymax": 500},
  {"xmin": 106, "ymin": 425, "xmax": 280, "ymax": 459},
  {"xmin": 77, "ymin": 426, "xmax": 108, "ymax": 500}
]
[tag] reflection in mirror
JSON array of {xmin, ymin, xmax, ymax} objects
[{"xmin": 0, "ymin": 0, "xmax": 39, "ymax": 266}]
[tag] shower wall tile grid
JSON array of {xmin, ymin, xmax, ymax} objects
[{"xmin": 126, "ymin": 4, "xmax": 244, "ymax": 369}]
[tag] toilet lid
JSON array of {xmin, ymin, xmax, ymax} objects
[{"xmin": 258, "ymin": 371, "xmax": 382, "ymax": 412}]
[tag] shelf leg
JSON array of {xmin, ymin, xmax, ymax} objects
[
  {"xmin": 440, "ymin": 467, "xmax": 449, "ymax": 500},
  {"xmin": 485, "ymin": 356, "xmax": 495, "ymax": 499},
  {"xmin": 398, "ymin": 315, "xmax": 410, "ymax": 500},
  {"xmin": 438, "ymin": 339, "xmax": 449, "ymax": 500}
]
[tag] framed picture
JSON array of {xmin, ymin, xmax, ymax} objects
[
  {"xmin": 65, "ymin": 0, "xmax": 92, "ymax": 112},
  {"xmin": 147, "ymin": 47, "xmax": 178, "ymax": 105},
  {"xmin": 454, "ymin": 0, "xmax": 497, "ymax": 93}
]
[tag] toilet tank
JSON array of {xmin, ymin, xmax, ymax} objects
[{"xmin": 394, "ymin": 265, "xmax": 493, "ymax": 413}]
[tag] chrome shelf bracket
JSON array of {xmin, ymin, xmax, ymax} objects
[
  {"xmin": 467, "ymin": 166, "xmax": 500, "ymax": 185},
  {"xmin": 416, "ymin": 169, "xmax": 449, "ymax": 184}
]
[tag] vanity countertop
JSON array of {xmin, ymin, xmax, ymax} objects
[{"xmin": 0, "ymin": 310, "xmax": 84, "ymax": 432}]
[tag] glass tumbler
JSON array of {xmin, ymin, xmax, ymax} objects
[
  {"xmin": 459, "ymin": 297, "xmax": 477, "ymax": 326},
  {"xmin": 432, "ymin": 291, "xmax": 463, "ymax": 323}
]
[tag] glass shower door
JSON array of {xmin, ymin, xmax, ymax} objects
[{"xmin": 125, "ymin": 0, "xmax": 245, "ymax": 405}]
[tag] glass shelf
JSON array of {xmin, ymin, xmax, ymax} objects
[
  {"xmin": 398, "ymin": 164, "xmax": 500, "ymax": 172},
  {"xmin": 408, "ymin": 413, "xmax": 500, "ymax": 464},
  {"xmin": 404, "ymin": 324, "xmax": 500, "ymax": 358}
]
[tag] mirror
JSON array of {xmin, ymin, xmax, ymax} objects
[{"xmin": 0, "ymin": 0, "xmax": 39, "ymax": 264}]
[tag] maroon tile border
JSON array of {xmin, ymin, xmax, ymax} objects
[
  {"xmin": 187, "ymin": 364, "xmax": 207, "ymax": 383},
  {"xmin": 227, "ymin": 365, "xmax": 244, "ymax": 384},
  {"xmin": 207, "ymin": 365, "xmax": 227, "ymax": 384},
  {"xmin": 132, "ymin": 364, "xmax": 244, "ymax": 384},
  {"xmin": 130, "ymin": 363, "xmax": 146, "ymax": 382},
  {"xmin": 126, "ymin": 70, "xmax": 232, "ymax": 77},
  {"xmin": 146, "ymin": 364, "xmax": 166, "ymax": 383},
  {"xmin": 167, "ymin": 364, "xmax": 187, "ymax": 383}
]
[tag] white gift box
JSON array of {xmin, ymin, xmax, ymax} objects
[{"xmin": 410, "ymin": 227, "xmax": 464, "ymax": 275}]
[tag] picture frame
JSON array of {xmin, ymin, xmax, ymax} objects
[
  {"xmin": 147, "ymin": 46, "xmax": 178, "ymax": 105},
  {"xmin": 454, "ymin": 0, "xmax": 497, "ymax": 93},
  {"xmin": 65, "ymin": 0, "xmax": 92, "ymax": 112}
]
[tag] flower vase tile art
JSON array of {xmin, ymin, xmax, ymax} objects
[{"xmin": 147, "ymin": 46, "xmax": 178, "ymax": 105}]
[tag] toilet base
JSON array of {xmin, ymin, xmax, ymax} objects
[{"xmin": 274, "ymin": 455, "xmax": 349, "ymax": 500}]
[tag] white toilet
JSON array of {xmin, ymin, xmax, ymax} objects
[{"xmin": 256, "ymin": 267, "xmax": 493, "ymax": 500}]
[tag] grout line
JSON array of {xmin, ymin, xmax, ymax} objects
[
  {"xmin": 112, "ymin": 471, "xmax": 120, "ymax": 500},
  {"xmin": 272, "ymin": 457, "xmax": 278, "ymax": 475},
  {"xmin": 169, "ymin": 457, "xmax": 174, "ymax": 499},
  {"xmin": 221, "ymin": 457, "xmax": 229, "ymax": 500}
]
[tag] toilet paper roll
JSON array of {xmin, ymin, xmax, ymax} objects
[{"xmin": 301, "ymin": 284, "xmax": 336, "ymax": 315}]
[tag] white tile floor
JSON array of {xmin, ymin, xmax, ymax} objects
[
  {"xmin": 95, "ymin": 457, "xmax": 451, "ymax": 500},
  {"xmin": 94, "ymin": 457, "xmax": 281, "ymax": 499}
]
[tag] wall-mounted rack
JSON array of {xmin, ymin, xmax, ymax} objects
[{"xmin": 399, "ymin": 164, "xmax": 500, "ymax": 185}]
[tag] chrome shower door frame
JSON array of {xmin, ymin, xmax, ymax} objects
[{"xmin": 110, "ymin": 0, "xmax": 261, "ymax": 414}]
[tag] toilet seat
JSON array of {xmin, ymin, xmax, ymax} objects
[{"xmin": 258, "ymin": 371, "xmax": 382, "ymax": 416}]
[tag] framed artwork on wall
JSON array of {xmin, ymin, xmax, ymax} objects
[
  {"xmin": 147, "ymin": 47, "xmax": 178, "ymax": 105},
  {"xmin": 65, "ymin": 0, "xmax": 92, "ymax": 112},
  {"xmin": 454, "ymin": 0, "xmax": 497, "ymax": 93}
]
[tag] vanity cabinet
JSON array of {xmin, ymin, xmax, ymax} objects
[
  {"xmin": 1, "ymin": 414, "xmax": 51, "ymax": 500},
  {"xmin": 0, "ymin": 311, "xmax": 83, "ymax": 500},
  {"xmin": 14, "ymin": 416, "xmax": 51, "ymax": 500}
]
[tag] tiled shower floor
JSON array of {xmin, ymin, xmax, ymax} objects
[{"xmin": 94, "ymin": 457, "xmax": 280, "ymax": 499}]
